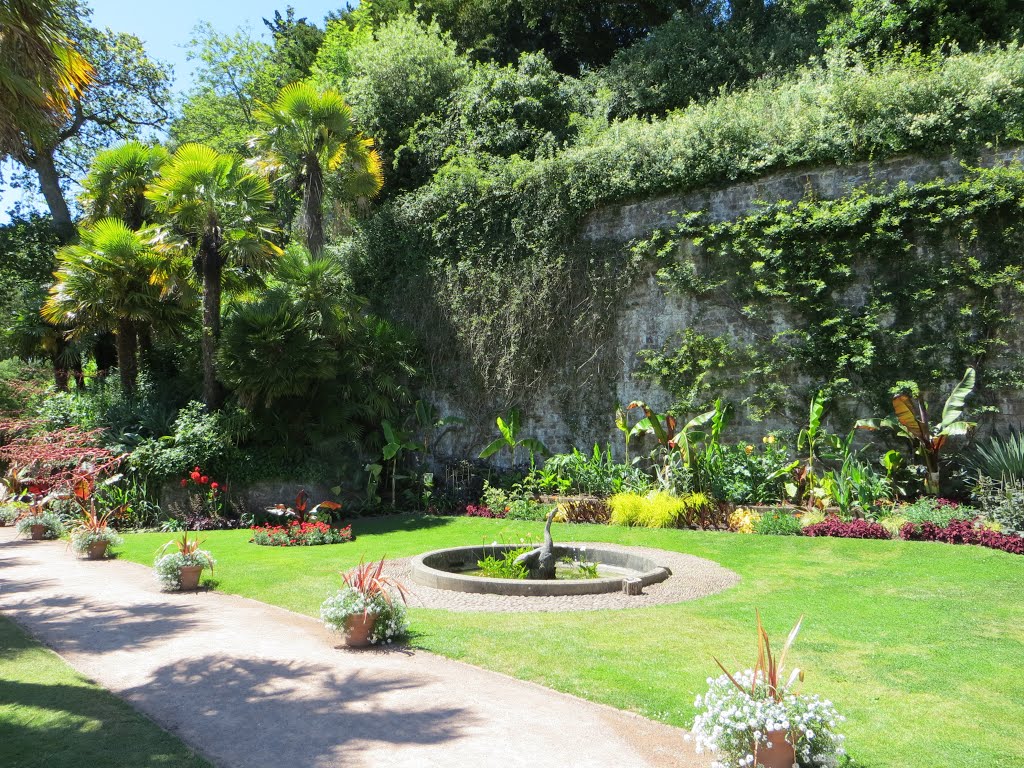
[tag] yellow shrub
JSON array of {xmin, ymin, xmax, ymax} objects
[
  {"xmin": 728, "ymin": 507, "xmax": 762, "ymax": 534},
  {"xmin": 610, "ymin": 492, "xmax": 713, "ymax": 528}
]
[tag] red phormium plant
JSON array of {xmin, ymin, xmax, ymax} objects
[
  {"xmin": 715, "ymin": 611, "xmax": 805, "ymax": 703},
  {"xmin": 341, "ymin": 556, "xmax": 408, "ymax": 614}
]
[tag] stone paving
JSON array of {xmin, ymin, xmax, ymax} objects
[{"xmin": 0, "ymin": 527, "xmax": 711, "ymax": 768}]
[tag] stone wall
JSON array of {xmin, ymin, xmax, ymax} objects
[{"xmin": 429, "ymin": 148, "xmax": 1024, "ymax": 463}]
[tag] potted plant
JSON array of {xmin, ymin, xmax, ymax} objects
[
  {"xmin": 691, "ymin": 613, "xmax": 847, "ymax": 768},
  {"xmin": 15, "ymin": 496, "xmax": 63, "ymax": 540},
  {"xmin": 320, "ymin": 557, "xmax": 409, "ymax": 647},
  {"xmin": 154, "ymin": 531, "xmax": 215, "ymax": 591},
  {"xmin": 0, "ymin": 502, "xmax": 26, "ymax": 527},
  {"xmin": 69, "ymin": 503, "xmax": 122, "ymax": 559}
]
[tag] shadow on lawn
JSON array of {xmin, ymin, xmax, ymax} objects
[
  {"xmin": 348, "ymin": 512, "xmax": 465, "ymax": 536},
  {"xmin": 0, "ymin": 594, "xmax": 201, "ymax": 654},
  {"xmin": 124, "ymin": 655, "xmax": 477, "ymax": 768}
]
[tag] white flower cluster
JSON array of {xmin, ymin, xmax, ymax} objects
[
  {"xmin": 320, "ymin": 586, "xmax": 409, "ymax": 644},
  {"xmin": 153, "ymin": 549, "xmax": 216, "ymax": 590},
  {"xmin": 691, "ymin": 670, "xmax": 846, "ymax": 768}
]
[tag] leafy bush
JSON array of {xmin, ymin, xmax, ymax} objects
[
  {"xmin": 505, "ymin": 499, "xmax": 555, "ymax": 521},
  {"xmin": 897, "ymin": 498, "xmax": 972, "ymax": 527},
  {"xmin": 900, "ymin": 519, "xmax": 1024, "ymax": 555},
  {"xmin": 0, "ymin": 502, "xmax": 27, "ymax": 525},
  {"xmin": 609, "ymin": 491, "xmax": 717, "ymax": 529},
  {"xmin": 752, "ymin": 510, "xmax": 803, "ymax": 536},
  {"xmin": 709, "ymin": 444, "xmax": 794, "ymax": 505},
  {"xmin": 557, "ymin": 498, "xmax": 611, "ymax": 524},
  {"xmin": 727, "ymin": 507, "xmax": 761, "ymax": 534},
  {"xmin": 250, "ymin": 521, "xmax": 354, "ymax": 546},
  {"xmin": 973, "ymin": 476, "xmax": 1024, "ymax": 533},
  {"xmin": 524, "ymin": 444, "xmax": 650, "ymax": 497},
  {"xmin": 128, "ymin": 401, "xmax": 244, "ymax": 484},
  {"xmin": 803, "ymin": 517, "xmax": 891, "ymax": 540}
]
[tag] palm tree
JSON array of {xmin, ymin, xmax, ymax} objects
[
  {"xmin": 249, "ymin": 82, "xmax": 383, "ymax": 255},
  {"xmin": 79, "ymin": 141, "xmax": 168, "ymax": 230},
  {"xmin": 146, "ymin": 143, "xmax": 279, "ymax": 408},
  {"xmin": 42, "ymin": 219, "xmax": 187, "ymax": 395},
  {"xmin": 0, "ymin": 0, "xmax": 93, "ymax": 158}
]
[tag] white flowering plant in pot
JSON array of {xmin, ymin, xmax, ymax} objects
[
  {"xmin": 15, "ymin": 510, "xmax": 64, "ymax": 539},
  {"xmin": 68, "ymin": 503, "xmax": 123, "ymax": 554},
  {"xmin": 691, "ymin": 613, "xmax": 847, "ymax": 768},
  {"xmin": 154, "ymin": 531, "xmax": 215, "ymax": 590},
  {"xmin": 320, "ymin": 557, "xmax": 409, "ymax": 645}
]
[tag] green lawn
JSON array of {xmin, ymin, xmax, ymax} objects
[
  {"xmin": 0, "ymin": 614, "xmax": 211, "ymax": 768},
  {"xmin": 118, "ymin": 516, "xmax": 1024, "ymax": 768}
]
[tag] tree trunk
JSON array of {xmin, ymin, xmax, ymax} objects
[
  {"xmin": 137, "ymin": 325, "xmax": 153, "ymax": 370},
  {"xmin": 32, "ymin": 149, "xmax": 76, "ymax": 244},
  {"xmin": 301, "ymin": 160, "xmax": 324, "ymax": 255},
  {"xmin": 115, "ymin": 318, "xmax": 138, "ymax": 395},
  {"xmin": 200, "ymin": 242, "xmax": 224, "ymax": 409}
]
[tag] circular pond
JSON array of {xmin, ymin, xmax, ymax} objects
[{"xmin": 410, "ymin": 544, "xmax": 671, "ymax": 597}]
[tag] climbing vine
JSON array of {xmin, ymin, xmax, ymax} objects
[{"xmin": 644, "ymin": 163, "xmax": 1024, "ymax": 424}]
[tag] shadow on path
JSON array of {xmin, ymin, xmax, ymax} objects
[
  {"xmin": 124, "ymin": 654, "xmax": 476, "ymax": 768},
  {"xmin": 1, "ymin": 595, "xmax": 201, "ymax": 654}
]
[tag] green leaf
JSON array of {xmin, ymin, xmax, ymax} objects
[
  {"xmin": 939, "ymin": 367, "xmax": 976, "ymax": 432},
  {"xmin": 382, "ymin": 443, "xmax": 400, "ymax": 460},
  {"xmin": 382, "ymin": 420, "xmax": 397, "ymax": 445},
  {"xmin": 479, "ymin": 438, "xmax": 507, "ymax": 459}
]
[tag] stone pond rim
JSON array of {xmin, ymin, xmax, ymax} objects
[{"xmin": 410, "ymin": 544, "xmax": 672, "ymax": 597}]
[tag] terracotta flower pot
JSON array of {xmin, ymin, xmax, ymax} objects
[
  {"xmin": 343, "ymin": 613, "xmax": 376, "ymax": 648},
  {"xmin": 178, "ymin": 565, "xmax": 203, "ymax": 591},
  {"xmin": 86, "ymin": 540, "xmax": 109, "ymax": 560},
  {"xmin": 30, "ymin": 524, "xmax": 45, "ymax": 540},
  {"xmin": 753, "ymin": 729, "xmax": 795, "ymax": 768}
]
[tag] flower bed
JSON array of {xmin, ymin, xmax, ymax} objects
[
  {"xmin": 464, "ymin": 504, "xmax": 505, "ymax": 519},
  {"xmin": 803, "ymin": 517, "xmax": 892, "ymax": 540},
  {"xmin": 251, "ymin": 521, "xmax": 354, "ymax": 547},
  {"xmin": 899, "ymin": 518, "xmax": 1024, "ymax": 555}
]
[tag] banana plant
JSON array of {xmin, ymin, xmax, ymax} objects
[
  {"xmin": 797, "ymin": 390, "xmax": 827, "ymax": 475},
  {"xmin": 478, "ymin": 409, "xmax": 549, "ymax": 467},
  {"xmin": 856, "ymin": 367, "xmax": 977, "ymax": 495},
  {"xmin": 382, "ymin": 420, "xmax": 425, "ymax": 508}
]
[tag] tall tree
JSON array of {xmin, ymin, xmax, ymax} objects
[
  {"xmin": 3, "ymin": 4, "xmax": 171, "ymax": 242},
  {"xmin": 172, "ymin": 22, "xmax": 279, "ymax": 155},
  {"xmin": 263, "ymin": 6, "xmax": 325, "ymax": 85},
  {"xmin": 42, "ymin": 219, "xmax": 184, "ymax": 394},
  {"xmin": 79, "ymin": 140, "xmax": 168, "ymax": 229},
  {"xmin": 146, "ymin": 144, "xmax": 279, "ymax": 408},
  {"xmin": 250, "ymin": 83, "xmax": 383, "ymax": 255},
  {"xmin": 0, "ymin": 0, "xmax": 94, "ymax": 159}
]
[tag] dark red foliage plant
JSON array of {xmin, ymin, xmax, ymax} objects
[
  {"xmin": 464, "ymin": 504, "xmax": 506, "ymax": 519},
  {"xmin": 803, "ymin": 517, "xmax": 891, "ymax": 540},
  {"xmin": 900, "ymin": 519, "xmax": 1024, "ymax": 555}
]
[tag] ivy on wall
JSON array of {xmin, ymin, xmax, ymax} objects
[{"xmin": 644, "ymin": 163, "xmax": 1024, "ymax": 425}]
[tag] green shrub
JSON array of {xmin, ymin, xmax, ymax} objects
[
  {"xmin": 708, "ymin": 444, "xmax": 794, "ymax": 505},
  {"xmin": 898, "ymin": 498, "xmax": 972, "ymax": 526},
  {"xmin": 973, "ymin": 476, "xmax": 1024, "ymax": 533},
  {"xmin": 752, "ymin": 510, "xmax": 803, "ymax": 536}
]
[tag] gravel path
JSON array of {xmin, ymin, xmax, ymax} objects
[
  {"xmin": 0, "ymin": 527, "xmax": 711, "ymax": 768},
  {"xmin": 388, "ymin": 543, "xmax": 740, "ymax": 612}
]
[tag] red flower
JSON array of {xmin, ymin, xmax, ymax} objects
[
  {"xmin": 211, "ymin": 482, "xmax": 219, "ymax": 491},
  {"xmin": 199, "ymin": 475, "xmax": 209, "ymax": 484},
  {"xmin": 190, "ymin": 471, "xmax": 201, "ymax": 481},
  {"xmin": 194, "ymin": 466, "xmax": 201, "ymax": 472},
  {"xmin": 180, "ymin": 479, "xmax": 188, "ymax": 487}
]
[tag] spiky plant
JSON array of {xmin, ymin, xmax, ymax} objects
[
  {"xmin": 79, "ymin": 140, "xmax": 168, "ymax": 229},
  {"xmin": 249, "ymin": 82, "xmax": 383, "ymax": 255}
]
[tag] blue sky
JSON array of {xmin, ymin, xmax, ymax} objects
[{"xmin": 1, "ymin": 0, "xmax": 350, "ymax": 219}]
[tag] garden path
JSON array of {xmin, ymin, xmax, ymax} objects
[{"xmin": 0, "ymin": 529, "xmax": 707, "ymax": 768}]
